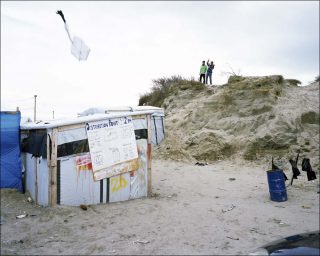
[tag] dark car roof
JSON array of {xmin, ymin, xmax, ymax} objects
[{"xmin": 263, "ymin": 231, "xmax": 320, "ymax": 256}]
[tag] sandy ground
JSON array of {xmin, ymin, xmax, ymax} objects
[{"xmin": 1, "ymin": 159, "xmax": 319, "ymax": 255}]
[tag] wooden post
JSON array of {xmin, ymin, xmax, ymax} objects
[
  {"xmin": 48, "ymin": 128, "xmax": 58, "ymax": 206},
  {"xmin": 34, "ymin": 157, "xmax": 38, "ymax": 204},
  {"xmin": 147, "ymin": 115, "xmax": 152, "ymax": 196}
]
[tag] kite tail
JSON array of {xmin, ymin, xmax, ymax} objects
[
  {"xmin": 57, "ymin": 10, "xmax": 73, "ymax": 43},
  {"xmin": 64, "ymin": 23, "xmax": 73, "ymax": 43}
]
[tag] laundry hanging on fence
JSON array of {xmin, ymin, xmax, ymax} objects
[
  {"xmin": 301, "ymin": 158, "xmax": 317, "ymax": 181},
  {"xmin": 56, "ymin": 10, "xmax": 90, "ymax": 61},
  {"xmin": 289, "ymin": 153, "xmax": 301, "ymax": 185}
]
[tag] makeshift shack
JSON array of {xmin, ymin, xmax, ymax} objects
[{"xmin": 20, "ymin": 106, "xmax": 165, "ymax": 206}]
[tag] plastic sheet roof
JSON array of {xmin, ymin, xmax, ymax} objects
[
  {"xmin": 21, "ymin": 107, "xmax": 164, "ymax": 130},
  {"xmin": 78, "ymin": 106, "xmax": 164, "ymax": 117}
]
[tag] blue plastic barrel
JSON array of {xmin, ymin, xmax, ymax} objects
[{"xmin": 266, "ymin": 169, "xmax": 288, "ymax": 202}]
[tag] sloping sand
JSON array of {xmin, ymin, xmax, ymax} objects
[
  {"xmin": 1, "ymin": 159, "xmax": 319, "ymax": 255},
  {"xmin": 155, "ymin": 77, "xmax": 319, "ymax": 170}
]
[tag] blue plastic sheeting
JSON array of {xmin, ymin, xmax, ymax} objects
[{"xmin": 0, "ymin": 112, "xmax": 23, "ymax": 192}]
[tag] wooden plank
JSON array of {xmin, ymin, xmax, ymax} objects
[
  {"xmin": 50, "ymin": 166, "xmax": 57, "ymax": 206},
  {"xmin": 49, "ymin": 128, "xmax": 58, "ymax": 206},
  {"xmin": 132, "ymin": 114, "xmax": 147, "ymax": 120},
  {"xmin": 146, "ymin": 115, "xmax": 152, "ymax": 196},
  {"xmin": 58, "ymin": 123, "xmax": 85, "ymax": 132},
  {"xmin": 93, "ymin": 158, "xmax": 139, "ymax": 181},
  {"xmin": 50, "ymin": 129, "xmax": 58, "ymax": 167},
  {"xmin": 58, "ymin": 115, "xmax": 145, "ymax": 131},
  {"xmin": 57, "ymin": 115, "xmax": 145, "ymax": 133}
]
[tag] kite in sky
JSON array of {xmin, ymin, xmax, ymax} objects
[{"xmin": 56, "ymin": 10, "xmax": 90, "ymax": 61}]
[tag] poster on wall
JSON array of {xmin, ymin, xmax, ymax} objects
[{"xmin": 86, "ymin": 116, "xmax": 138, "ymax": 178}]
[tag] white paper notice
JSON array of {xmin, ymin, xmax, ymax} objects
[{"xmin": 86, "ymin": 117, "xmax": 138, "ymax": 172}]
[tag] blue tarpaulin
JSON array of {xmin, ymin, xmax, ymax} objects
[{"xmin": 0, "ymin": 111, "xmax": 23, "ymax": 192}]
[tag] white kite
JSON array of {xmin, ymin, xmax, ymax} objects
[{"xmin": 56, "ymin": 10, "xmax": 90, "ymax": 61}]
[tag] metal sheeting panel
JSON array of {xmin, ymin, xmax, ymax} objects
[
  {"xmin": 25, "ymin": 153, "xmax": 36, "ymax": 199},
  {"xmin": 58, "ymin": 127, "xmax": 87, "ymax": 145},
  {"xmin": 59, "ymin": 156, "xmax": 101, "ymax": 206},
  {"xmin": 109, "ymin": 172, "xmax": 130, "ymax": 203},
  {"xmin": 133, "ymin": 118, "xmax": 147, "ymax": 130},
  {"xmin": 36, "ymin": 159, "xmax": 49, "ymax": 206},
  {"xmin": 151, "ymin": 116, "xmax": 165, "ymax": 145},
  {"xmin": 130, "ymin": 139, "xmax": 148, "ymax": 199}
]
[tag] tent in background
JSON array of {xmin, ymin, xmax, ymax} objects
[{"xmin": 0, "ymin": 111, "xmax": 23, "ymax": 192}]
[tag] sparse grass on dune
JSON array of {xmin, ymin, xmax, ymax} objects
[{"xmin": 139, "ymin": 75, "xmax": 205, "ymax": 107}]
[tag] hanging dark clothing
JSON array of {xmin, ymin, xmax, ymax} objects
[
  {"xmin": 302, "ymin": 158, "xmax": 317, "ymax": 181},
  {"xmin": 289, "ymin": 159, "xmax": 300, "ymax": 179},
  {"xmin": 21, "ymin": 131, "xmax": 47, "ymax": 158}
]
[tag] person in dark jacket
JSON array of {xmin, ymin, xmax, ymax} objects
[{"xmin": 206, "ymin": 60, "xmax": 215, "ymax": 85}]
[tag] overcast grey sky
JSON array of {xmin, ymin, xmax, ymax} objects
[{"xmin": 1, "ymin": 1, "xmax": 319, "ymax": 120}]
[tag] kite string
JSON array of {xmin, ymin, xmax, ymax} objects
[{"xmin": 64, "ymin": 23, "xmax": 73, "ymax": 44}]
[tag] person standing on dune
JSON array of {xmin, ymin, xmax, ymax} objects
[
  {"xmin": 206, "ymin": 59, "xmax": 215, "ymax": 85},
  {"xmin": 199, "ymin": 60, "xmax": 207, "ymax": 84}
]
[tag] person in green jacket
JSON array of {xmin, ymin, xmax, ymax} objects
[{"xmin": 199, "ymin": 60, "xmax": 207, "ymax": 84}]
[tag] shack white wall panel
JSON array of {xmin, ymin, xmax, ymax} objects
[
  {"xmin": 25, "ymin": 153, "xmax": 36, "ymax": 199},
  {"xmin": 103, "ymin": 178, "xmax": 107, "ymax": 203},
  {"xmin": 109, "ymin": 172, "xmax": 130, "ymax": 203},
  {"xmin": 58, "ymin": 127, "xmax": 87, "ymax": 145},
  {"xmin": 132, "ymin": 118, "xmax": 147, "ymax": 130},
  {"xmin": 36, "ymin": 159, "xmax": 49, "ymax": 206},
  {"xmin": 130, "ymin": 139, "xmax": 148, "ymax": 199},
  {"xmin": 151, "ymin": 116, "xmax": 165, "ymax": 145},
  {"xmin": 59, "ymin": 156, "xmax": 100, "ymax": 206}
]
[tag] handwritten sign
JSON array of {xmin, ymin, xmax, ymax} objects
[{"xmin": 86, "ymin": 117, "xmax": 138, "ymax": 174}]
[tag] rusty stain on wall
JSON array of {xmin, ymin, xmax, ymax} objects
[
  {"xmin": 74, "ymin": 154, "xmax": 94, "ymax": 199},
  {"xmin": 75, "ymin": 154, "xmax": 93, "ymax": 172}
]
